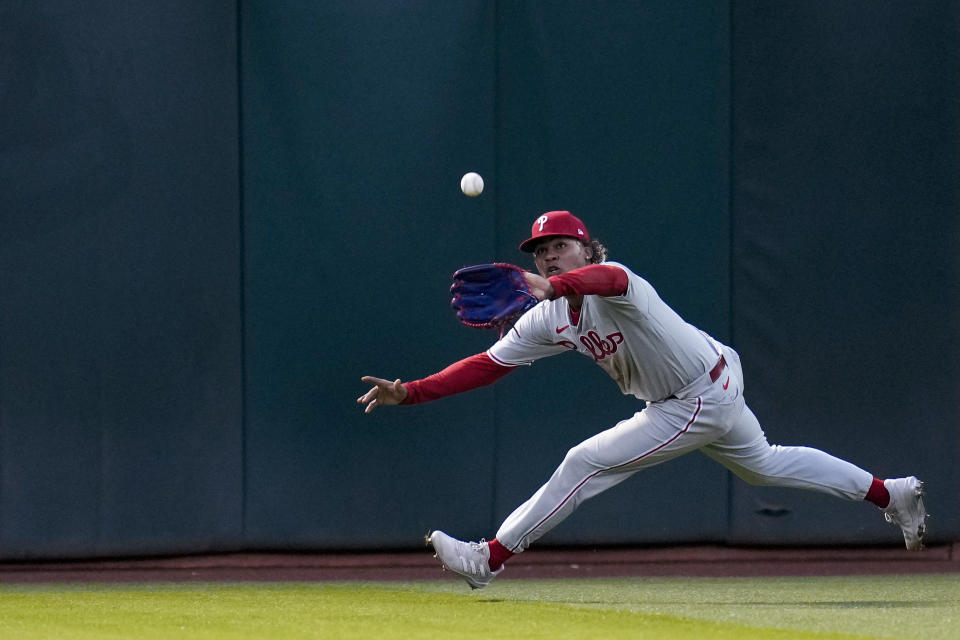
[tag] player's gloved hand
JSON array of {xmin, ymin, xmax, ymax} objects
[
  {"xmin": 357, "ymin": 376, "xmax": 407, "ymax": 413},
  {"xmin": 450, "ymin": 263, "xmax": 539, "ymax": 336}
]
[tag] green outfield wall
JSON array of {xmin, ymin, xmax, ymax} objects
[
  {"xmin": 1, "ymin": 2, "xmax": 243, "ymax": 558},
  {"xmin": 0, "ymin": 1, "xmax": 956, "ymax": 559}
]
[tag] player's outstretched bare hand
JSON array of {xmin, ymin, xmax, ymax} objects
[{"xmin": 357, "ymin": 376, "xmax": 408, "ymax": 414}]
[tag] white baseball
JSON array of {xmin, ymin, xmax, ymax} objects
[{"xmin": 460, "ymin": 172, "xmax": 484, "ymax": 197}]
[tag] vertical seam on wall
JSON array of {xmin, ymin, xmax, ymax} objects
[
  {"xmin": 726, "ymin": 0, "xmax": 736, "ymax": 544},
  {"xmin": 490, "ymin": 0, "xmax": 501, "ymax": 532},
  {"xmin": 236, "ymin": 0, "xmax": 248, "ymax": 548}
]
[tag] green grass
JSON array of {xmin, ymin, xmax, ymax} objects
[{"xmin": 0, "ymin": 574, "xmax": 956, "ymax": 639}]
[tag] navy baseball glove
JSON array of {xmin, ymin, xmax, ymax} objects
[{"xmin": 450, "ymin": 263, "xmax": 539, "ymax": 334}]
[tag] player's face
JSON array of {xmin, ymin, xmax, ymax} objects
[{"xmin": 532, "ymin": 237, "xmax": 593, "ymax": 277}]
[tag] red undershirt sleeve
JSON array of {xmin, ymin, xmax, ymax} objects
[
  {"xmin": 402, "ymin": 352, "xmax": 515, "ymax": 405},
  {"xmin": 548, "ymin": 264, "xmax": 629, "ymax": 298}
]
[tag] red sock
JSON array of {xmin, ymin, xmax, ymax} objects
[
  {"xmin": 487, "ymin": 538, "xmax": 513, "ymax": 571},
  {"xmin": 865, "ymin": 477, "xmax": 890, "ymax": 508}
]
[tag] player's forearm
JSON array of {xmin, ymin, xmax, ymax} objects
[
  {"xmin": 548, "ymin": 264, "xmax": 628, "ymax": 298},
  {"xmin": 402, "ymin": 352, "xmax": 514, "ymax": 404}
]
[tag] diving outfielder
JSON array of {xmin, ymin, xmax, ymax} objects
[{"xmin": 358, "ymin": 211, "xmax": 928, "ymax": 589}]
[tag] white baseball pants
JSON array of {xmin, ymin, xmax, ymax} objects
[{"xmin": 495, "ymin": 347, "xmax": 874, "ymax": 553}]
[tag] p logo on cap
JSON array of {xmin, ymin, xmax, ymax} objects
[{"xmin": 519, "ymin": 211, "xmax": 591, "ymax": 252}]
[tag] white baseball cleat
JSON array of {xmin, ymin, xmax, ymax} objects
[
  {"xmin": 428, "ymin": 530, "xmax": 503, "ymax": 589},
  {"xmin": 882, "ymin": 476, "xmax": 928, "ymax": 551}
]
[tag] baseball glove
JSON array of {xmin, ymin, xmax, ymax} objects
[{"xmin": 450, "ymin": 263, "xmax": 539, "ymax": 334}]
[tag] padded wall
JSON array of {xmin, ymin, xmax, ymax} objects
[
  {"xmin": 0, "ymin": 2, "xmax": 242, "ymax": 559},
  {"xmin": 240, "ymin": 2, "xmax": 731, "ymax": 549},
  {"xmin": 729, "ymin": 1, "xmax": 960, "ymax": 543},
  {"xmin": 241, "ymin": 2, "xmax": 502, "ymax": 548},
  {"xmin": 488, "ymin": 2, "xmax": 731, "ymax": 545},
  {"xmin": 2, "ymin": 1, "xmax": 957, "ymax": 559}
]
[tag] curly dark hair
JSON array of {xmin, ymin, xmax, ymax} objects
[{"xmin": 587, "ymin": 238, "xmax": 608, "ymax": 264}]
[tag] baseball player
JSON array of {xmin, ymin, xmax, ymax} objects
[{"xmin": 357, "ymin": 210, "xmax": 927, "ymax": 589}]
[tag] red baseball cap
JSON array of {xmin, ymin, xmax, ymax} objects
[{"xmin": 519, "ymin": 211, "xmax": 591, "ymax": 252}]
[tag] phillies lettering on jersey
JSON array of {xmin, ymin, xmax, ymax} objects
[
  {"xmin": 553, "ymin": 331, "xmax": 623, "ymax": 360},
  {"xmin": 579, "ymin": 330, "xmax": 624, "ymax": 361}
]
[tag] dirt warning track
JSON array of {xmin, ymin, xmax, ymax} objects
[{"xmin": 1, "ymin": 544, "xmax": 958, "ymax": 584}]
